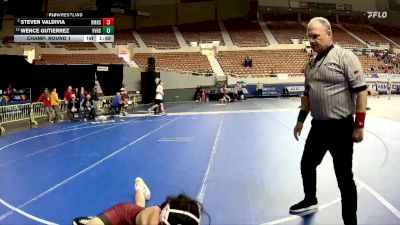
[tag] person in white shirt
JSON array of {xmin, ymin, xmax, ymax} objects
[
  {"xmin": 256, "ymin": 82, "xmax": 263, "ymax": 98},
  {"xmin": 148, "ymin": 81, "xmax": 165, "ymax": 114},
  {"xmin": 156, "ymin": 81, "xmax": 165, "ymax": 114}
]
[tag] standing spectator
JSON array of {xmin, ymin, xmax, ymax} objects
[
  {"xmin": 91, "ymin": 84, "xmax": 99, "ymax": 116},
  {"xmin": 291, "ymin": 17, "xmax": 367, "ymax": 225},
  {"xmin": 256, "ymin": 82, "xmax": 263, "ymax": 98},
  {"xmin": 79, "ymin": 87, "xmax": 88, "ymax": 107},
  {"xmin": 195, "ymin": 85, "xmax": 201, "ymax": 101},
  {"xmin": 387, "ymin": 80, "xmax": 392, "ymax": 100},
  {"xmin": 374, "ymin": 81, "xmax": 380, "ymax": 98},
  {"xmin": 64, "ymin": 86, "xmax": 73, "ymax": 104},
  {"xmin": 37, "ymin": 88, "xmax": 52, "ymax": 123},
  {"xmin": 50, "ymin": 88, "xmax": 61, "ymax": 123},
  {"xmin": 63, "ymin": 86, "xmax": 73, "ymax": 120},
  {"xmin": 6, "ymin": 83, "xmax": 15, "ymax": 95}
]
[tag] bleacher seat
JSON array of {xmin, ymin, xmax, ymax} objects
[
  {"xmin": 224, "ymin": 18, "xmax": 269, "ymax": 47},
  {"xmin": 132, "ymin": 52, "xmax": 212, "ymax": 74}
]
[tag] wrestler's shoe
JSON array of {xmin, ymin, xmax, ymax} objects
[
  {"xmin": 289, "ymin": 198, "xmax": 318, "ymax": 214},
  {"xmin": 135, "ymin": 177, "xmax": 151, "ymax": 200}
]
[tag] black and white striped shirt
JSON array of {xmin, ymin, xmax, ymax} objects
[{"xmin": 304, "ymin": 45, "xmax": 366, "ymax": 120}]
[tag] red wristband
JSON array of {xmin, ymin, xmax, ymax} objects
[{"xmin": 355, "ymin": 112, "xmax": 366, "ymax": 128}]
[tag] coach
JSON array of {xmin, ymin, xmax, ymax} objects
[{"xmin": 290, "ymin": 17, "xmax": 367, "ymax": 225}]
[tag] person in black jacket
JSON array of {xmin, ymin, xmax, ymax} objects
[
  {"xmin": 68, "ymin": 94, "xmax": 81, "ymax": 120},
  {"xmin": 82, "ymin": 94, "xmax": 95, "ymax": 120}
]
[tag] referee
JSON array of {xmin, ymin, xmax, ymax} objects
[{"xmin": 290, "ymin": 17, "xmax": 367, "ymax": 225}]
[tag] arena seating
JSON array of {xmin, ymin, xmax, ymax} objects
[
  {"xmin": 217, "ymin": 49, "xmax": 308, "ymax": 76},
  {"xmin": 341, "ymin": 23, "xmax": 389, "ymax": 46},
  {"xmin": 358, "ymin": 55, "xmax": 399, "ymax": 74},
  {"xmin": 132, "ymin": 52, "xmax": 212, "ymax": 74},
  {"xmin": 114, "ymin": 29, "xmax": 139, "ymax": 46},
  {"xmin": 266, "ymin": 21, "xmax": 306, "ymax": 44},
  {"xmin": 224, "ymin": 18, "xmax": 269, "ymax": 47},
  {"xmin": 137, "ymin": 26, "xmax": 180, "ymax": 49},
  {"xmin": 372, "ymin": 25, "xmax": 400, "ymax": 45},
  {"xmin": 33, "ymin": 54, "xmax": 126, "ymax": 65},
  {"xmin": 332, "ymin": 24, "xmax": 365, "ymax": 48},
  {"xmin": 179, "ymin": 21, "xmax": 224, "ymax": 45},
  {"xmin": 50, "ymin": 42, "xmax": 97, "ymax": 50}
]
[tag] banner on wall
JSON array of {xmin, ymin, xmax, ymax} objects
[
  {"xmin": 367, "ymin": 81, "xmax": 400, "ymax": 93},
  {"xmin": 263, "ymin": 86, "xmax": 283, "ymax": 96},
  {"xmin": 285, "ymin": 85, "xmax": 305, "ymax": 96}
]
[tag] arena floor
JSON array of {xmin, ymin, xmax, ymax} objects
[{"xmin": 0, "ymin": 96, "xmax": 399, "ymax": 225}]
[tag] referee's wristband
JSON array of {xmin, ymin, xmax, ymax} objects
[
  {"xmin": 297, "ymin": 110, "xmax": 309, "ymax": 123},
  {"xmin": 354, "ymin": 112, "xmax": 366, "ymax": 128}
]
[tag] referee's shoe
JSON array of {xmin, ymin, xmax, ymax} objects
[{"xmin": 289, "ymin": 198, "xmax": 318, "ymax": 213}]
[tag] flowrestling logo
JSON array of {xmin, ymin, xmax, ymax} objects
[{"xmin": 367, "ymin": 11, "xmax": 388, "ymax": 19}]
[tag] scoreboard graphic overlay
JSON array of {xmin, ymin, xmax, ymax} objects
[{"xmin": 14, "ymin": 13, "xmax": 114, "ymax": 42}]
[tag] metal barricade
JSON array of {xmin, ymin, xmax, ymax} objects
[
  {"xmin": 0, "ymin": 95, "xmax": 143, "ymax": 135},
  {"xmin": 31, "ymin": 102, "xmax": 47, "ymax": 119},
  {"xmin": 129, "ymin": 94, "xmax": 142, "ymax": 106},
  {"xmin": 97, "ymin": 96, "xmax": 113, "ymax": 115},
  {"xmin": 0, "ymin": 103, "xmax": 34, "ymax": 135}
]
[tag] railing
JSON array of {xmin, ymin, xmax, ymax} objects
[
  {"xmin": 227, "ymin": 72, "xmax": 305, "ymax": 78},
  {"xmin": 139, "ymin": 66, "xmax": 215, "ymax": 77},
  {"xmin": 0, "ymin": 94, "xmax": 141, "ymax": 136}
]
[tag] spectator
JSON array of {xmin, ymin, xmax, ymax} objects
[
  {"xmin": 79, "ymin": 87, "xmax": 88, "ymax": 106},
  {"xmin": 195, "ymin": 85, "xmax": 201, "ymax": 101},
  {"xmin": 64, "ymin": 86, "xmax": 73, "ymax": 104},
  {"xmin": 50, "ymin": 88, "xmax": 60, "ymax": 123},
  {"xmin": 256, "ymin": 82, "xmax": 263, "ymax": 98},
  {"xmin": 37, "ymin": 88, "xmax": 52, "ymax": 122},
  {"xmin": 91, "ymin": 84, "xmax": 99, "ymax": 115},
  {"xmin": 63, "ymin": 86, "xmax": 73, "ymax": 120},
  {"xmin": 6, "ymin": 83, "xmax": 15, "ymax": 95},
  {"xmin": 236, "ymin": 82, "xmax": 244, "ymax": 101},
  {"xmin": 244, "ymin": 55, "xmax": 253, "ymax": 67},
  {"xmin": 82, "ymin": 94, "xmax": 95, "ymax": 120},
  {"xmin": 68, "ymin": 94, "xmax": 80, "ymax": 120}
]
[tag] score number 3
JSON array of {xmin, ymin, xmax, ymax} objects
[{"xmin": 102, "ymin": 18, "xmax": 114, "ymax": 26}]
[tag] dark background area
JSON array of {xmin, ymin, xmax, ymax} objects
[{"xmin": 0, "ymin": 55, "xmax": 123, "ymax": 100}]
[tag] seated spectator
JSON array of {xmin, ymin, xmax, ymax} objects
[
  {"xmin": 68, "ymin": 94, "xmax": 80, "ymax": 120},
  {"xmin": 82, "ymin": 94, "xmax": 95, "ymax": 120},
  {"xmin": 244, "ymin": 55, "xmax": 253, "ymax": 67}
]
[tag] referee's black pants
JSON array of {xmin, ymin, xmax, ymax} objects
[{"xmin": 301, "ymin": 116, "xmax": 357, "ymax": 225}]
